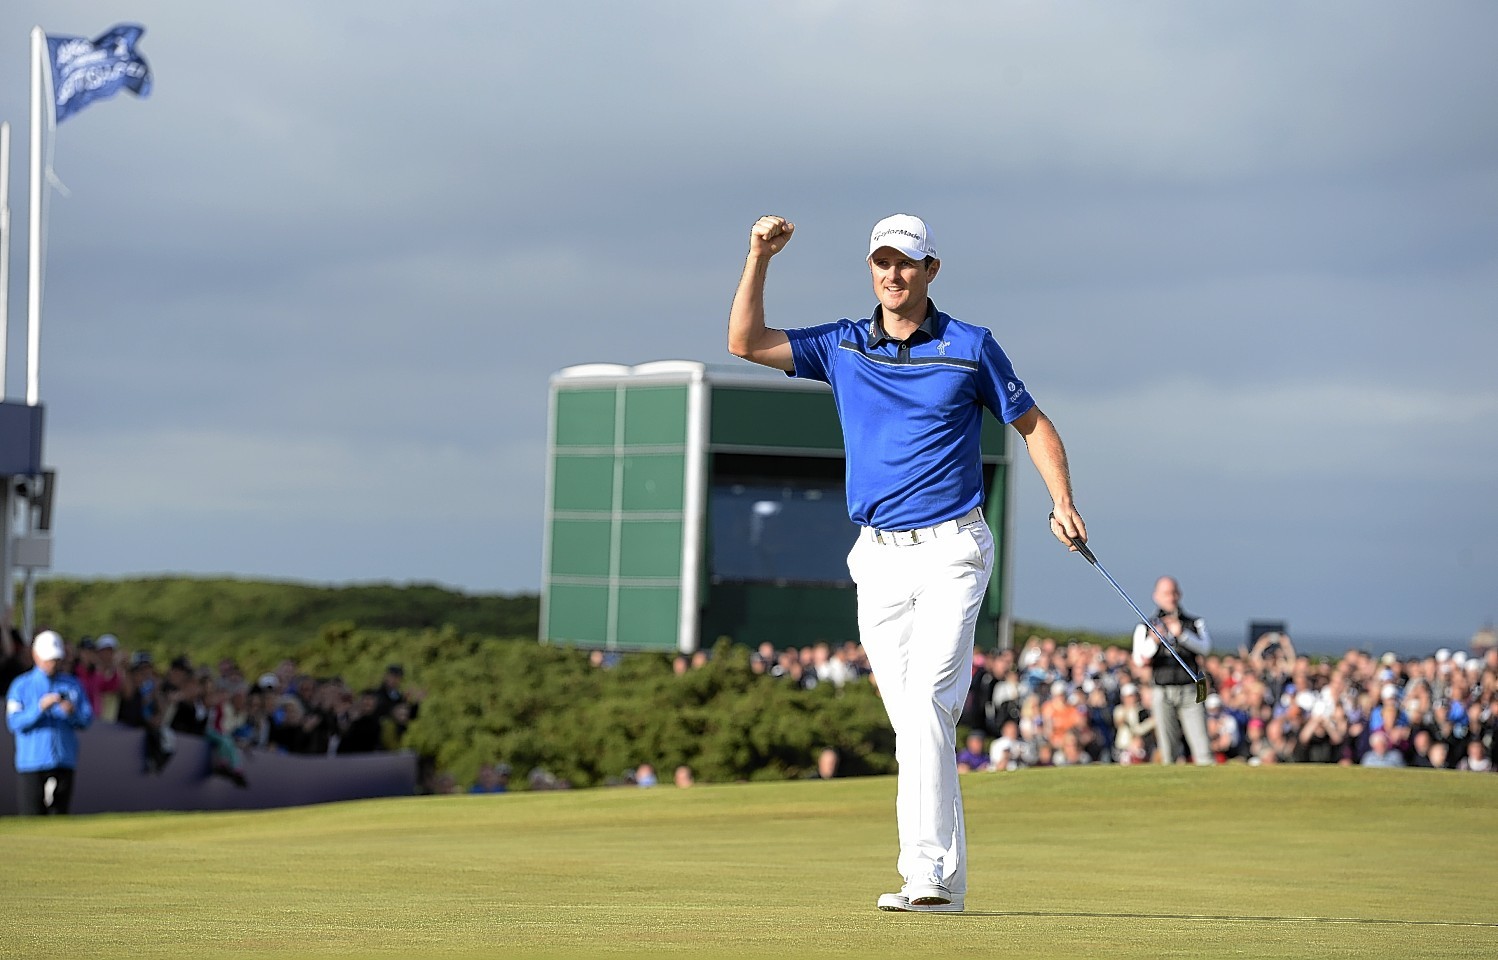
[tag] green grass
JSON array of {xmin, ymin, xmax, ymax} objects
[{"xmin": 2, "ymin": 765, "xmax": 1495, "ymax": 959}]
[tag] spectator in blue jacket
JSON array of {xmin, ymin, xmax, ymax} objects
[{"xmin": 6, "ymin": 630, "xmax": 94, "ymax": 815}]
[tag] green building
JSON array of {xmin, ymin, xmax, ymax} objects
[{"xmin": 541, "ymin": 360, "xmax": 1017, "ymax": 653}]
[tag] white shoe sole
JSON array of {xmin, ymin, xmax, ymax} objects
[{"xmin": 877, "ymin": 893, "xmax": 965, "ymax": 913}]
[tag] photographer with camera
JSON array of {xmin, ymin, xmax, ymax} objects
[
  {"xmin": 5, "ymin": 631, "xmax": 94, "ymax": 815},
  {"xmin": 1294, "ymin": 693, "xmax": 1348, "ymax": 763}
]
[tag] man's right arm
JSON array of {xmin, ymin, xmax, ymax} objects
[
  {"xmin": 6, "ymin": 683, "xmax": 44, "ymax": 734},
  {"xmin": 728, "ymin": 215, "xmax": 795, "ymax": 372}
]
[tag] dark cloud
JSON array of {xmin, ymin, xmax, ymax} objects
[{"xmin": 1, "ymin": 2, "xmax": 1493, "ymax": 644}]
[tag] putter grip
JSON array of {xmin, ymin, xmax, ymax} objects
[{"xmin": 1050, "ymin": 512, "xmax": 1097, "ymax": 565}]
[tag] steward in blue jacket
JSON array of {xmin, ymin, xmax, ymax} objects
[{"xmin": 6, "ymin": 630, "xmax": 92, "ymax": 814}]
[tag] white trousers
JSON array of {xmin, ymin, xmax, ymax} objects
[{"xmin": 848, "ymin": 519, "xmax": 994, "ymax": 894}]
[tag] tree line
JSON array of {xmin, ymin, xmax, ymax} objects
[{"xmin": 29, "ymin": 576, "xmax": 1122, "ymax": 788}]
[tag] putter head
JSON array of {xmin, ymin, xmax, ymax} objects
[{"xmin": 1195, "ymin": 676, "xmax": 1210, "ymax": 704}]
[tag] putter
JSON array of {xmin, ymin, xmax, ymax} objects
[{"xmin": 1051, "ymin": 514, "xmax": 1209, "ymax": 703}]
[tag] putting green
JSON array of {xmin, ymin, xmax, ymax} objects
[{"xmin": 2, "ymin": 765, "xmax": 1494, "ymax": 959}]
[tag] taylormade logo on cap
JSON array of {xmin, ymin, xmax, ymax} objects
[{"xmin": 868, "ymin": 214, "xmax": 937, "ymax": 260}]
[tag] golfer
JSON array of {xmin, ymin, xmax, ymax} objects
[{"xmin": 728, "ymin": 214, "xmax": 1086, "ymax": 912}]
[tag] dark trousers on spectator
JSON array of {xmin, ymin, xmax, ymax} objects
[{"xmin": 16, "ymin": 767, "xmax": 76, "ymax": 815}]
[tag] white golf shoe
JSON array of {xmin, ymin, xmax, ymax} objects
[{"xmin": 876, "ymin": 886, "xmax": 964, "ymax": 913}]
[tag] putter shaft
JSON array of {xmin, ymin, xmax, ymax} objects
[{"xmin": 1051, "ymin": 514, "xmax": 1209, "ymax": 703}]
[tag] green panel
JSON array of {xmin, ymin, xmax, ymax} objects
[
  {"xmin": 623, "ymin": 386, "xmax": 689, "ymax": 447},
  {"xmin": 552, "ymin": 455, "xmax": 616, "ymax": 512},
  {"xmin": 545, "ymin": 584, "xmax": 610, "ymax": 644},
  {"xmin": 701, "ymin": 581, "xmax": 999, "ymax": 652},
  {"xmin": 554, "ymin": 388, "xmax": 618, "ymax": 447},
  {"xmin": 980, "ymin": 414, "xmax": 1008, "ymax": 458},
  {"xmin": 618, "ymin": 520, "xmax": 683, "ymax": 578},
  {"xmin": 615, "ymin": 586, "xmax": 680, "ymax": 650},
  {"xmin": 983, "ymin": 461, "xmax": 1008, "ymax": 626},
  {"xmin": 700, "ymin": 583, "xmax": 858, "ymax": 649},
  {"xmin": 621, "ymin": 454, "xmax": 684, "ymax": 511},
  {"xmin": 710, "ymin": 387, "xmax": 844, "ymax": 450},
  {"xmin": 549, "ymin": 519, "xmax": 613, "ymax": 578}
]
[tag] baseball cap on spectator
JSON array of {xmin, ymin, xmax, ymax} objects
[
  {"xmin": 130, "ymin": 651, "xmax": 153, "ymax": 668},
  {"xmin": 1380, "ymin": 682, "xmax": 1399, "ymax": 701},
  {"xmin": 97, "ymin": 634, "xmax": 119, "ymax": 650},
  {"xmin": 33, "ymin": 630, "xmax": 65, "ymax": 661},
  {"xmin": 868, "ymin": 214, "xmax": 937, "ymax": 261},
  {"xmin": 1380, "ymin": 652, "xmax": 1397, "ymax": 666},
  {"xmin": 1121, "ymin": 683, "xmax": 1138, "ymax": 697},
  {"xmin": 1205, "ymin": 693, "xmax": 1222, "ymax": 711},
  {"xmin": 257, "ymin": 673, "xmax": 279, "ymax": 690},
  {"xmin": 1435, "ymin": 648, "xmax": 1451, "ymax": 662}
]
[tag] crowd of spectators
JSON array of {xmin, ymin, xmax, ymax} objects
[
  {"xmin": 15, "ymin": 621, "xmax": 1493, "ymax": 798},
  {"xmin": 0, "ymin": 630, "xmax": 424, "ymax": 786},
  {"xmin": 693, "ymin": 631, "xmax": 1498, "ymax": 773},
  {"xmin": 953, "ymin": 633, "xmax": 1496, "ymax": 771},
  {"xmin": 747, "ymin": 639, "xmax": 873, "ymax": 688},
  {"xmin": 582, "ymin": 630, "xmax": 1498, "ymax": 785}
]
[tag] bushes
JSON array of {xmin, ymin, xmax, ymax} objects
[
  {"xmin": 405, "ymin": 638, "xmax": 896, "ymax": 788},
  {"xmin": 31, "ymin": 577, "xmax": 899, "ymax": 789}
]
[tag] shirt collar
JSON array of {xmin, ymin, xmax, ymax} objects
[{"xmin": 868, "ymin": 300, "xmax": 939, "ymax": 347}]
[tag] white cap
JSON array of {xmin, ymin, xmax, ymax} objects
[
  {"xmin": 33, "ymin": 630, "xmax": 65, "ymax": 661},
  {"xmin": 1380, "ymin": 682, "xmax": 1399, "ymax": 701},
  {"xmin": 97, "ymin": 633, "xmax": 119, "ymax": 650},
  {"xmin": 868, "ymin": 214, "xmax": 937, "ymax": 260},
  {"xmin": 1205, "ymin": 693, "xmax": 1222, "ymax": 710}
]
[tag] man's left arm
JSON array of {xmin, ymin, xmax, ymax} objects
[
  {"xmin": 1178, "ymin": 619, "xmax": 1212, "ymax": 656},
  {"xmin": 1011, "ymin": 406, "xmax": 1087, "ymax": 549}
]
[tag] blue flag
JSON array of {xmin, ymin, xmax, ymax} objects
[{"xmin": 46, "ymin": 24, "xmax": 153, "ymax": 124}]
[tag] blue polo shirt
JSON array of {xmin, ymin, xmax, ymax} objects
[
  {"xmin": 7, "ymin": 667, "xmax": 93, "ymax": 773},
  {"xmin": 785, "ymin": 301, "xmax": 1034, "ymax": 530}
]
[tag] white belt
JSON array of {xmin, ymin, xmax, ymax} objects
[{"xmin": 864, "ymin": 506, "xmax": 984, "ymax": 547}]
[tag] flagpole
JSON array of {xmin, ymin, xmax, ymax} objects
[
  {"xmin": 1, "ymin": 120, "xmax": 11, "ymax": 400},
  {"xmin": 27, "ymin": 26, "xmax": 46, "ymax": 408}
]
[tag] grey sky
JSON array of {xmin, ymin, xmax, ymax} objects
[{"xmin": 1, "ymin": 2, "xmax": 1493, "ymax": 651}]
